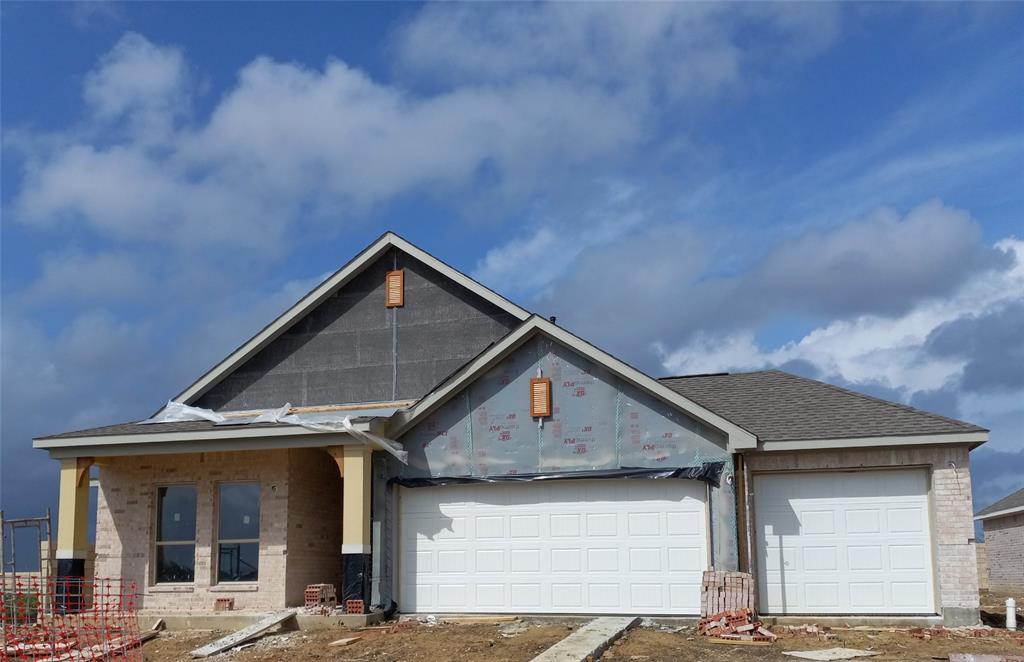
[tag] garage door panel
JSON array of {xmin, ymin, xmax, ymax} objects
[
  {"xmin": 755, "ymin": 469, "xmax": 935, "ymax": 615},
  {"xmin": 400, "ymin": 479, "xmax": 707, "ymax": 614}
]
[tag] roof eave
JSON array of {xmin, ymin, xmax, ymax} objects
[
  {"xmin": 975, "ymin": 505, "xmax": 1024, "ymax": 521},
  {"xmin": 751, "ymin": 430, "xmax": 988, "ymax": 452},
  {"xmin": 32, "ymin": 417, "xmax": 385, "ymax": 458}
]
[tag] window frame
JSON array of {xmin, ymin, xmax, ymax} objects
[
  {"xmin": 214, "ymin": 481, "xmax": 261, "ymax": 584},
  {"xmin": 152, "ymin": 483, "xmax": 198, "ymax": 585}
]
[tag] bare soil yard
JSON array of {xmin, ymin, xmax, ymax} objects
[{"xmin": 141, "ymin": 619, "xmax": 1024, "ymax": 662}]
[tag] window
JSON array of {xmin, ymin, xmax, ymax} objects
[
  {"xmin": 155, "ymin": 485, "xmax": 197, "ymax": 583},
  {"xmin": 216, "ymin": 483, "xmax": 261, "ymax": 582}
]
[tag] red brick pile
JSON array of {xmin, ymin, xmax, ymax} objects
[
  {"xmin": 701, "ymin": 570, "xmax": 755, "ymax": 616},
  {"xmin": 698, "ymin": 608, "xmax": 777, "ymax": 643}
]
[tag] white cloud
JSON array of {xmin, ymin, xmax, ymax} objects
[
  {"xmin": 83, "ymin": 32, "xmax": 189, "ymax": 140},
  {"xmin": 542, "ymin": 200, "xmax": 1010, "ymax": 361},
  {"xmin": 658, "ymin": 237, "xmax": 1024, "ymax": 447},
  {"xmin": 23, "ymin": 249, "xmax": 149, "ymax": 305},
  {"xmin": 395, "ymin": 3, "xmax": 840, "ymax": 100}
]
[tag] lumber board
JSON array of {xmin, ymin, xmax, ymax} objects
[
  {"xmin": 328, "ymin": 636, "xmax": 362, "ymax": 646},
  {"xmin": 442, "ymin": 615, "xmax": 519, "ymax": 624},
  {"xmin": 190, "ymin": 611, "xmax": 296, "ymax": 658}
]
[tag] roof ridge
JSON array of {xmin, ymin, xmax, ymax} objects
[{"xmin": 768, "ymin": 369, "xmax": 985, "ymax": 432}]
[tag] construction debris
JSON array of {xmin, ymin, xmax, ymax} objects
[
  {"xmin": 327, "ymin": 636, "xmax": 362, "ymax": 647},
  {"xmin": 948, "ymin": 655, "xmax": 1024, "ymax": 662},
  {"xmin": 701, "ymin": 569, "xmax": 755, "ymax": 616},
  {"xmin": 304, "ymin": 583, "xmax": 337, "ymax": 611},
  {"xmin": 782, "ymin": 649, "xmax": 880, "ymax": 660},
  {"xmin": 698, "ymin": 608, "xmax": 776, "ymax": 644},
  {"xmin": 778, "ymin": 624, "xmax": 839, "ymax": 641},
  {"xmin": 189, "ymin": 611, "xmax": 297, "ymax": 658}
]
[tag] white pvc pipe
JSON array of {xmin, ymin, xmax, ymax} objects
[{"xmin": 1008, "ymin": 597, "xmax": 1017, "ymax": 630}]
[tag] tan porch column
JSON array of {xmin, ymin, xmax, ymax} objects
[
  {"xmin": 55, "ymin": 457, "xmax": 92, "ymax": 611},
  {"xmin": 327, "ymin": 444, "xmax": 373, "ymax": 612}
]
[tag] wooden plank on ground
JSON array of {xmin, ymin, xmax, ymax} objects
[
  {"xmin": 190, "ymin": 611, "xmax": 297, "ymax": 658},
  {"xmin": 328, "ymin": 636, "xmax": 362, "ymax": 647},
  {"xmin": 442, "ymin": 616, "xmax": 519, "ymax": 624}
]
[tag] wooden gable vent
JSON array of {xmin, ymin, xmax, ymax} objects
[
  {"xmin": 385, "ymin": 269, "xmax": 404, "ymax": 308},
  {"xmin": 530, "ymin": 377, "xmax": 552, "ymax": 418}
]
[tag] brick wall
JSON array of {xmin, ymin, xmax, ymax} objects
[
  {"xmin": 94, "ymin": 448, "xmax": 344, "ymax": 612},
  {"xmin": 983, "ymin": 513, "xmax": 1024, "ymax": 589},
  {"xmin": 975, "ymin": 542, "xmax": 988, "ymax": 591},
  {"xmin": 744, "ymin": 445, "xmax": 980, "ymax": 624},
  {"xmin": 285, "ymin": 448, "xmax": 343, "ymax": 605}
]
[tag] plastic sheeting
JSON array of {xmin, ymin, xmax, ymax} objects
[
  {"xmin": 392, "ymin": 462, "xmax": 726, "ymax": 488},
  {"xmin": 138, "ymin": 401, "xmax": 409, "ymax": 462},
  {"xmin": 400, "ymin": 336, "xmax": 729, "ymax": 479}
]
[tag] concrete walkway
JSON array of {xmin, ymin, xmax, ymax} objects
[{"xmin": 530, "ymin": 616, "xmax": 638, "ymax": 662}]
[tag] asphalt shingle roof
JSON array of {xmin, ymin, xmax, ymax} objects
[
  {"xmin": 976, "ymin": 487, "xmax": 1024, "ymax": 518},
  {"xmin": 37, "ymin": 419, "xmax": 295, "ymax": 440},
  {"xmin": 659, "ymin": 369, "xmax": 986, "ymax": 442}
]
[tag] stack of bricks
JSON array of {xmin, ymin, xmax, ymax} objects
[
  {"xmin": 698, "ymin": 608, "xmax": 776, "ymax": 643},
  {"xmin": 304, "ymin": 583, "xmax": 337, "ymax": 610},
  {"xmin": 700, "ymin": 569, "xmax": 755, "ymax": 617}
]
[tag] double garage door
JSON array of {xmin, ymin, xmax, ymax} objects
[
  {"xmin": 756, "ymin": 469, "xmax": 936, "ymax": 615},
  {"xmin": 399, "ymin": 480, "xmax": 708, "ymax": 614}
]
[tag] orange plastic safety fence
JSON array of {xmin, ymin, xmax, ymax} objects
[{"xmin": 1, "ymin": 576, "xmax": 141, "ymax": 661}]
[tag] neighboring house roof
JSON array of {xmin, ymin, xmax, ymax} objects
[
  {"xmin": 975, "ymin": 487, "xmax": 1024, "ymax": 521},
  {"xmin": 172, "ymin": 232, "xmax": 531, "ymax": 406},
  {"xmin": 659, "ymin": 370, "xmax": 987, "ymax": 450},
  {"xmin": 390, "ymin": 315, "xmax": 759, "ymax": 451}
]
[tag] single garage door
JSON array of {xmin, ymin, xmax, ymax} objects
[
  {"xmin": 399, "ymin": 479, "xmax": 708, "ymax": 614},
  {"xmin": 755, "ymin": 469, "xmax": 935, "ymax": 615}
]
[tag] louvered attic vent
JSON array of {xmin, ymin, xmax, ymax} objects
[
  {"xmin": 530, "ymin": 377, "xmax": 552, "ymax": 418},
  {"xmin": 385, "ymin": 269, "xmax": 404, "ymax": 307}
]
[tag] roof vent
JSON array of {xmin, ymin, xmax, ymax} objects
[
  {"xmin": 385, "ymin": 269, "xmax": 404, "ymax": 308},
  {"xmin": 530, "ymin": 377, "xmax": 552, "ymax": 418}
]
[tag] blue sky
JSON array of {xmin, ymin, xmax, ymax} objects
[{"xmin": 2, "ymin": 2, "xmax": 1022, "ymax": 538}]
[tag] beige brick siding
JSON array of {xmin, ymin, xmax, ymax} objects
[
  {"xmin": 94, "ymin": 448, "xmax": 343, "ymax": 612},
  {"xmin": 285, "ymin": 448, "xmax": 342, "ymax": 605},
  {"xmin": 744, "ymin": 445, "xmax": 980, "ymax": 617},
  {"xmin": 975, "ymin": 542, "xmax": 988, "ymax": 591},
  {"xmin": 983, "ymin": 513, "xmax": 1024, "ymax": 589}
]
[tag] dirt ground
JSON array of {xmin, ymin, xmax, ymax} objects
[
  {"xmin": 609, "ymin": 625, "xmax": 1024, "ymax": 661},
  {"xmin": 142, "ymin": 621, "xmax": 573, "ymax": 662},
  {"xmin": 141, "ymin": 617, "xmax": 1024, "ymax": 662}
]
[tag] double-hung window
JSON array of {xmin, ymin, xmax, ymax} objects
[
  {"xmin": 155, "ymin": 485, "xmax": 197, "ymax": 583},
  {"xmin": 216, "ymin": 483, "xmax": 261, "ymax": 582}
]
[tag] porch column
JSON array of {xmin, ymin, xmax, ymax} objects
[
  {"xmin": 341, "ymin": 445, "xmax": 372, "ymax": 612},
  {"xmin": 55, "ymin": 456, "xmax": 92, "ymax": 612}
]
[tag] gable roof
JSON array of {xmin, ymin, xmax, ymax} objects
[
  {"xmin": 389, "ymin": 315, "xmax": 759, "ymax": 451},
  {"xmin": 173, "ymin": 232, "xmax": 531, "ymax": 406},
  {"xmin": 975, "ymin": 487, "xmax": 1024, "ymax": 521},
  {"xmin": 659, "ymin": 370, "xmax": 987, "ymax": 450}
]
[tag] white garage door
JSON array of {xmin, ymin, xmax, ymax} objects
[
  {"xmin": 755, "ymin": 469, "xmax": 935, "ymax": 615},
  {"xmin": 399, "ymin": 479, "xmax": 708, "ymax": 614}
]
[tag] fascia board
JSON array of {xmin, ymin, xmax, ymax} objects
[
  {"xmin": 33, "ymin": 419, "xmax": 379, "ymax": 450},
  {"xmin": 173, "ymin": 232, "xmax": 530, "ymax": 406},
  {"xmin": 974, "ymin": 505, "xmax": 1024, "ymax": 521},
  {"xmin": 755, "ymin": 431, "xmax": 988, "ymax": 452},
  {"xmin": 44, "ymin": 433, "xmax": 363, "ymax": 459}
]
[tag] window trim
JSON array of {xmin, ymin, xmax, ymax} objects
[
  {"xmin": 214, "ymin": 481, "xmax": 261, "ymax": 584},
  {"xmin": 152, "ymin": 483, "xmax": 198, "ymax": 586}
]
